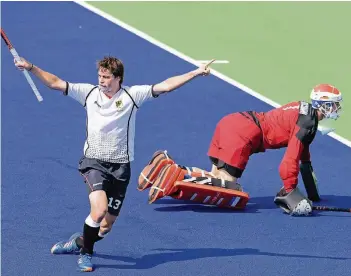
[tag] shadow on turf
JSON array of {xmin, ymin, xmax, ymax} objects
[
  {"xmin": 94, "ymin": 247, "xmax": 349, "ymax": 270},
  {"xmin": 150, "ymin": 195, "xmax": 351, "ymax": 216}
]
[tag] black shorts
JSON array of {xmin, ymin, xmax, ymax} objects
[
  {"xmin": 209, "ymin": 156, "xmax": 243, "ymax": 178},
  {"xmin": 78, "ymin": 156, "xmax": 131, "ymax": 216}
]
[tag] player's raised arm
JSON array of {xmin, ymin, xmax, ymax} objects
[
  {"xmin": 152, "ymin": 59, "xmax": 215, "ymax": 96},
  {"xmin": 14, "ymin": 57, "xmax": 67, "ymax": 92}
]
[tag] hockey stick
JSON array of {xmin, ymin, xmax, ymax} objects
[
  {"xmin": 1, "ymin": 28, "xmax": 43, "ymax": 102},
  {"xmin": 313, "ymin": 206, "xmax": 351, "ymax": 213}
]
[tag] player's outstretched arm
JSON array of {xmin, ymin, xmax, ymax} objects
[
  {"xmin": 152, "ymin": 59, "xmax": 215, "ymax": 96},
  {"xmin": 14, "ymin": 57, "xmax": 67, "ymax": 92}
]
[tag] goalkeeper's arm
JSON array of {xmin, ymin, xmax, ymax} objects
[
  {"xmin": 300, "ymin": 161, "xmax": 320, "ymax": 202},
  {"xmin": 300, "ymin": 145, "xmax": 320, "ymax": 202}
]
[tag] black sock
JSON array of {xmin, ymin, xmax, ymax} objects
[
  {"xmin": 75, "ymin": 236, "xmax": 84, "ymax": 249},
  {"xmin": 77, "ymin": 230, "xmax": 106, "ymax": 248},
  {"xmin": 95, "ymin": 236, "xmax": 104, "ymax": 242},
  {"xmin": 81, "ymin": 216, "xmax": 100, "ymax": 255},
  {"xmin": 95, "ymin": 229, "xmax": 109, "ymax": 242}
]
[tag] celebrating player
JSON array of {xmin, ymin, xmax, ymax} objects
[
  {"xmin": 138, "ymin": 84, "xmax": 343, "ymax": 216},
  {"xmin": 14, "ymin": 56, "xmax": 214, "ymax": 272}
]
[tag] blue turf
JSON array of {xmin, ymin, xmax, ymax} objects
[{"xmin": 2, "ymin": 2, "xmax": 351, "ymax": 275}]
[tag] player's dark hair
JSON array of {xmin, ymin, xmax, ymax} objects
[{"xmin": 97, "ymin": 56, "xmax": 124, "ymax": 84}]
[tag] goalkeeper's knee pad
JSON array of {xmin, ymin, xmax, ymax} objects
[
  {"xmin": 148, "ymin": 164, "xmax": 186, "ymax": 204},
  {"xmin": 138, "ymin": 150, "xmax": 175, "ymax": 191}
]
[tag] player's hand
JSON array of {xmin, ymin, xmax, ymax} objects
[
  {"xmin": 14, "ymin": 57, "xmax": 32, "ymax": 71},
  {"xmin": 195, "ymin": 59, "xmax": 215, "ymax": 76}
]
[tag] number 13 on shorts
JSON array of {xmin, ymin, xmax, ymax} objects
[{"xmin": 108, "ymin": 197, "xmax": 122, "ymax": 210}]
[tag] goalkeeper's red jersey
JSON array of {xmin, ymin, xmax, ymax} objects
[
  {"xmin": 208, "ymin": 101, "xmax": 319, "ymax": 191},
  {"xmin": 253, "ymin": 101, "xmax": 319, "ymax": 189}
]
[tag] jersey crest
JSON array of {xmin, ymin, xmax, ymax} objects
[{"xmin": 115, "ymin": 100, "xmax": 124, "ymax": 111}]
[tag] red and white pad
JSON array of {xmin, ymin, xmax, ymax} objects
[
  {"xmin": 138, "ymin": 150, "xmax": 175, "ymax": 191},
  {"xmin": 148, "ymin": 164, "xmax": 186, "ymax": 204},
  {"xmin": 171, "ymin": 181, "xmax": 249, "ymax": 209},
  {"xmin": 146, "ymin": 163, "xmax": 250, "ymax": 209}
]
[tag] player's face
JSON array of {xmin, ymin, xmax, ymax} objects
[
  {"xmin": 98, "ymin": 67, "xmax": 120, "ymax": 93},
  {"xmin": 331, "ymin": 101, "xmax": 342, "ymax": 119},
  {"xmin": 333, "ymin": 102, "xmax": 342, "ymax": 112},
  {"xmin": 322, "ymin": 101, "xmax": 342, "ymax": 120}
]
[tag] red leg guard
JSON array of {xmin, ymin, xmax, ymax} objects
[
  {"xmin": 170, "ymin": 181, "xmax": 249, "ymax": 209},
  {"xmin": 148, "ymin": 164, "xmax": 186, "ymax": 204},
  {"xmin": 138, "ymin": 150, "xmax": 175, "ymax": 191}
]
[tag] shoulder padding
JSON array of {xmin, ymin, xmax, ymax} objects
[{"xmin": 296, "ymin": 101, "xmax": 318, "ymax": 145}]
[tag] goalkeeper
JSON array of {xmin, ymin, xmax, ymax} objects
[{"xmin": 138, "ymin": 84, "xmax": 343, "ymax": 216}]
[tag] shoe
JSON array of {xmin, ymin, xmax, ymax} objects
[
  {"xmin": 51, "ymin": 232, "xmax": 82, "ymax": 255},
  {"xmin": 77, "ymin": 252, "xmax": 94, "ymax": 272}
]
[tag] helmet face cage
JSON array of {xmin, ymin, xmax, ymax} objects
[
  {"xmin": 320, "ymin": 101, "xmax": 342, "ymax": 120},
  {"xmin": 310, "ymin": 84, "xmax": 342, "ymax": 120}
]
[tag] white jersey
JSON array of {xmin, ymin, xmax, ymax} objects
[{"xmin": 66, "ymin": 83, "xmax": 155, "ymax": 163}]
